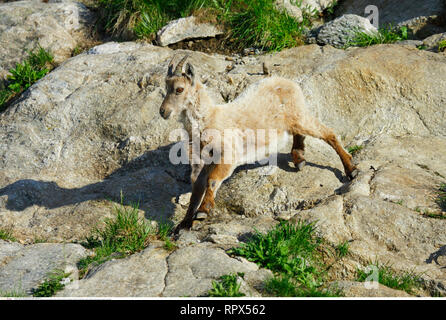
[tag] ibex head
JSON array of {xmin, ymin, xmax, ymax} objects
[{"xmin": 159, "ymin": 55, "xmax": 196, "ymax": 120}]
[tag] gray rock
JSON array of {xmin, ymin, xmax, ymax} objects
[
  {"xmin": 0, "ymin": 240, "xmax": 24, "ymax": 267},
  {"xmin": 0, "ymin": 242, "xmax": 88, "ymax": 295},
  {"xmin": 156, "ymin": 16, "xmax": 224, "ymax": 46},
  {"xmin": 244, "ymin": 269, "xmax": 274, "ymax": 292},
  {"xmin": 396, "ymin": 40, "xmax": 424, "ymax": 47},
  {"xmin": 0, "ymin": 43, "xmax": 206, "ymax": 243},
  {"xmin": 58, "ymin": 241, "xmax": 269, "ymax": 297},
  {"xmin": 0, "ymin": 0, "xmax": 95, "ymax": 81},
  {"xmin": 423, "ymin": 32, "xmax": 446, "ymax": 51},
  {"xmin": 162, "ymin": 243, "xmax": 259, "ymax": 297},
  {"xmin": 290, "ymin": 136, "xmax": 446, "ymax": 295},
  {"xmin": 276, "ymin": 0, "xmax": 337, "ymax": 21},
  {"xmin": 58, "ymin": 243, "xmax": 169, "ymax": 297},
  {"xmin": 176, "ymin": 229, "xmax": 201, "ymax": 247},
  {"xmin": 317, "ymin": 14, "xmax": 378, "ymax": 48}
]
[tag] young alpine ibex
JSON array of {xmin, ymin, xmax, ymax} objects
[{"xmin": 160, "ymin": 55, "xmax": 358, "ymax": 233}]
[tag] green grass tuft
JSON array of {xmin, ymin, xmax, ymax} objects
[
  {"xmin": 229, "ymin": 221, "xmax": 341, "ymax": 297},
  {"xmin": 0, "ymin": 289, "xmax": 27, "ymax": 298},
  {"xmin": 32, "ymin": 270, "xmax": 71, "ymax": 297},
  {"xmin": 77, "ymin": 197, "xmax": 176, "ymax": 277},
  {"xmin": 224, "ymin": 0, "xmax": 311, "ymax": 52},
  {"xmin": 157, "ymin": 221, "xmax": 177, "ymax": 251},
  {"xmin": 265, "ymin": 275, "xmax": 342, "ymax": 297},
  {"xmin": 208, "ymin": 273, "xmax": 245, "ymax": 297},
  {"xmin": 97, "ymin": 0, "xmax": 315, "ymax": 52},
  {"xmin": 77, "ymin": 201, "xmax": 154, "ymax": 275},
  {"xmin": 229, "ymin": 221, "xmax": 320, "ymax": 276},
  {"xmin": 347, "ymin": 145, "xmax": 363, "ymax": 155},
  {"xmin": 356, "ymin": 262, "xmax": 423, "ymax": 294},
  {"xmin": 335, "ymin": 241, "xmax": 350, "ymax": 258},
  {"xmin": 438, "ymin": 39, "xmax": 446, "ymax": 52},
  {"xmin": 0, "ymin": 229, "xmax": 16, "ymax": 242},
  {"xmin": 97, "ymin": 0, "xmax": 224, "ymax": 39},
  {"xmin": 345, "ymin": 25, "xmax": 408, "ymax": 48},
  {"xmin": 1, "ymin": 46, "xmax": 54, "ymax": 112}
]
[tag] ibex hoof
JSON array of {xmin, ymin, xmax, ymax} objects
[
  {"xmin": 194, "ymin": 211, "xmax": 208, "ymax": 221},
  {"xmin": 348, "ymin": 169, "xmax": 359, "ymax": 180},
  {"xmin": 296, "ymin": 160, "xmax": 306, "ymax": 171},
  {"xmin": 174, "ymin": 219, "xmax": 193, "ymax": 234},
  {"xmin": 191, "ymin": 220, "xmax": 203, "ymax": 230}
]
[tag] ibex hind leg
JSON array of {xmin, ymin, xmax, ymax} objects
[
  {"xmin": 292, "ymin": 118, "xmax": 359, "ymax": 180},
  {"xmin": 291, "ymin": 134, "xmax": 306, "ymax": 171}
]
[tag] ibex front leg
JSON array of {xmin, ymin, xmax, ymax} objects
[
  {"xmin": 174, "ymin": 164, "xmax": 212, "ymax": 234},
  {"xmin": 174, "ymin": 163, "xmax": 234, "ymax": 233}
]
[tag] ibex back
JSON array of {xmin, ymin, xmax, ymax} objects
[{"xmin": 159, "ymin": 55, "xmax": 358, "ymax": 233}]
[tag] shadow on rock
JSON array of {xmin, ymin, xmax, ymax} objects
[
  {"xmin": 0, "ymin": 144, "xmax": 191, "ymax": 223},
  {"xmin": 426, "ymin": 245, "xmax": 446, "ymax": 269},
  {"xmin": 234, "ymin": 152, "xmax": 346, "ymax": 183}
]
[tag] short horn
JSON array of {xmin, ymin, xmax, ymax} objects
[
  {"xmin": 174, "ymin": 55, "xmax": 189, "ymax": 76},
  {"xmin": 167, "ymin": 55, "xmax": 177, "ymax": 77}
]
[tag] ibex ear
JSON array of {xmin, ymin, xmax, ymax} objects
[{"xmin": 183, "ymin": 63, "xmax": 195, "ymax": 84}]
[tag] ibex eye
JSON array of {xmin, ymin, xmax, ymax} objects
[{"xmin": 176, "ymin": 87, "xmax": 184, "ymax": 94}]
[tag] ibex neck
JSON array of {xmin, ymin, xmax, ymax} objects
[{"xmin": 183, "ymin": 81, "xmax": 214, "ymax": 136}]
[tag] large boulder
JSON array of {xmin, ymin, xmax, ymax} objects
[{"xmin": 0, "ymin": 0, "xmax": 95, "ymax": 81}]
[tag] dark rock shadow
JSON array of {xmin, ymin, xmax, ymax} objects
[
  {"xmin": 426, "ymin": 245, "xmax": 446, "ymax": 269},
  {"xmin": 233, "ymin": 152, "xmax": 346, "ymax": 183},
  {"xmin": 0, "ymin": 144, "xmax": 191, "ymax": 223}
]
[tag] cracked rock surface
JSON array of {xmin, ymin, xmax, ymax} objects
[{"xmin": 57, "ymin": 241, "xmax": 269, "ymax": 297}]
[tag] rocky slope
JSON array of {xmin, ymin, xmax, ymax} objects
[
  {"xmin": 0, "ymin": 0, "xmax": 445, "ymax": 297},
  {"xmin": 0, "ymin": 0, "xmax": 95, "ymax": 82}
]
